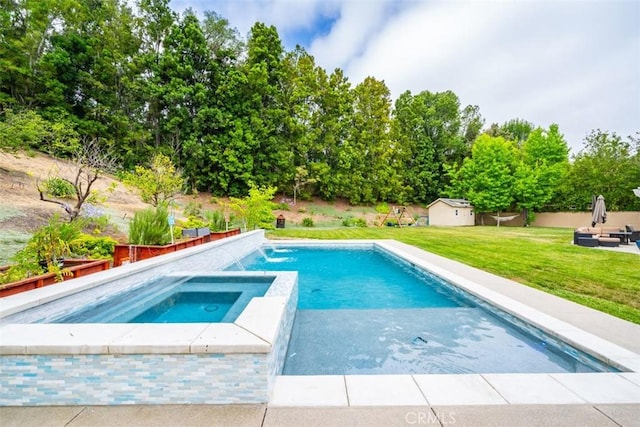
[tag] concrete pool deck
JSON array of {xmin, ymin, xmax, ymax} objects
[{"xmin": 2, "ymin": 239, "xmax": 640, "ymax": 425}]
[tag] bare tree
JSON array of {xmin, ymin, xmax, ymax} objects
[{"xmin": 38, "ymin": 138, "xmax": 117, "ymax": 221}]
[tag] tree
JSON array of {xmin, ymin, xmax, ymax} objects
[
  {"xmin": 513, "ymin": 124, "xmax": 569, "ymax": 223},
  {"xmin": 280, "ymin": 46, "xmax": 323, "ymax": 198},
  {"xmin": 37, "ymin": 137, "xmax": 117, "ymax": 221},
  {"xmin": 447, "ymin": 134, "xmax": 517, "ymax": 224},
  {"xmin": 0, "ymin": 0, "xmax": 79, "ymax": 107},
  {"xmin": 551, "ymin": 130, "xmax": 640, "ymax": 211},
  {"xmin": 292, "ymin": 166, "xmax": 316, "ymax": 205},
  {"xmin": 459, "ymin": 104, "xmax": 484, "ymax": 154},
  {"xmin": 122, "ymin": 153, "xmax": 184, "ymax": 206},
  {"xmin": 501, "ymin": 119, "xmax": 534, "ymax": 145},
  {"xmin": 243, "ymin": 23, "xmax": 290, "ymax": 190},
  {"xmin": 391, "ymin": 90, "xmax": 463, "ymax": 203},
  {"xmin": 228, "ymin": 185, "xmax": 277, "ymax": 231},
  {"xmin": 340, "ymin": 76, "xmax": 397, "ymax": 204},
  {"xmin": 160, "ymin": 10, "xmax": 210, "ymax": 189},
  {"xmin": 485, "ymin": 118, "xmax": 534, "ymax": 145},
  {"xmin": 0, "ymin": 109, "xmax": 80, "ymax": 155},
  {"xmin": 201, "ymin": 10, "xmax": 244, "ymax": 59},
  {"xmin": 182, "ymin": 9, "xmax": 244, "ymax": 194},
  {"xmin": 0, "ymin": 109, "xmax": 50, "ymax": 152},
  {"xmin": 310, "ymin": 68, "xmax": 354, "ymax": 201},
  {"xmin": 134, "ymin": 0, "xmax": 176, "ymax": 156}
]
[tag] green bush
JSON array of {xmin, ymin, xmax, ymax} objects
[
  {"xmin": 228, "ymin": 186, "xmax": 277, "ymax": 230},
  {"xmin": 70, "ymin": 234, "xmax": 117, "ymax": 259},
  {"xmin": 0, "ymin": 215, "xmax": 82, "ymax": 283},
  {"xmin": 77, "ymin": 204, "xmax": 113, "ymax": 234},
  {"xmin": 301, "ymin": 217, "xmax": 314, "ymax": 227},
  {"xmin": 342, "ymin": 216, "xmax": 367, "ymax": 227},
  {"xmin": 183, "ymin": 201, "xmax": 202, "ymax": 218},
  {"xmin": 128, "ymin": 206, "xmax": 171, "ymax": 245},
  {"xmin": 375, "ymin": 202, "xmax": 390, "ymax": 214},
  {"xmin": 203, "ymin": 209, "xmax": 229, "ymax": 232},
  {"xmin": 354, "ymin": 218, "xmax": 367, "ymax": 227},
  {"xmin": 43, "ymin": 177, "xmax": 76, "ymax": 198},
  {"xmin": 275, "ymin": 202, "xmax": 290, "ymax": 211},
  {"xmin": 179, "ymin": 216, "xmax": 206, "ymax": 230}
]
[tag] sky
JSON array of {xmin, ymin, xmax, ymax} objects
[{"xmin": 170, "ymin": 0, "xmax": 640, "ymax": 154}]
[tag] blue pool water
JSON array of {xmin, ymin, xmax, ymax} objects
[
  {"xmin": 236, "ymin": 247, "xmax": 468, "ymax": 309},
  {"xmin": 129, "ymin": 291, "xmax": 241, "ymax": 323},
  {"xmin": 51, "ymin": 276, "xmax": 272, "ymax": 323},
  {"xmin": 233, "ymin": 246, "xmax": 616, "ymax": 375}
]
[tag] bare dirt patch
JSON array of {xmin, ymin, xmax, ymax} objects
[{"xmin": 0, "ymin": 152, "xmax": 148, "ymax": 234}]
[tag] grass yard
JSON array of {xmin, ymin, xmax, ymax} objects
[{"xmin": 267, "ymin": 226, "xmax": 640, "ymax": 324}]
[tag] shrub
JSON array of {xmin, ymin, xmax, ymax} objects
[
  {"xmin": 128, "ymin": 206, "xmax": 171, "ymax": 245},
  {"xmin": 354, "ymin": 218, "xmax": 367, "ymax": 227},
  {"xmin": 342, "ymin": 216, "xmax": 368, "ymax": 227},
  {"xmin": 179, "ymin": 216, "xmax": 206, "ymax": 230},
  {"xmin": 70, "ymin": 234, "xmax": 117, "ymax": 259},
  {"xmin": 375, "ymin": 202, "xmax": 389, "ymax": 214},
  {"xmin": 0, "ymin": 215, "xmax": 82, "ymax": 283},
  {"xmin": 122, "ymin": 154, "xmax": 184, "ymax": 206},
  {"xmin": 228, "ymin": 186, "xmax": 277, "ymax": 231},
  {"xmin": 183, "ymin": 201, "xmax": 202, "ymax": 218},
  {"xmin": 302, "ymin": 217, "xmax": 314, "ymax": 227},
  {"xmin": 43, "ymin": 177, "xmax": 76, "ymax": 198},
  {"xmin": 203, "ymin": 209, "xmax": 228, "ymax": 232},
  {"xmin": 78, "ymin": 204, "xmax": 112, "ymax": 234}
]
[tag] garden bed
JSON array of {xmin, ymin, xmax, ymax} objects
[
  {"xmin": 112, "ymin": 228, "xmax": 241, "ymax": 266},
  {"xmin": 0, "ymin": 259, "xmax": 111, "ymax": 298}
]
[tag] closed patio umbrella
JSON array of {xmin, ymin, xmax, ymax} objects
[{"xmin": 591, "ymin": 195, "xmax": 607, "ymax": 227}]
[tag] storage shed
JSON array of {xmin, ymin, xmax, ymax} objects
[{"xmin": 426, "ymin": 198, "xmax": 474, "ymax": 226}]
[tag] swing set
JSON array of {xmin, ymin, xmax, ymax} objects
[{"xmin": 379, "ymin": 206, "xmax": 416, "ymax": 227}]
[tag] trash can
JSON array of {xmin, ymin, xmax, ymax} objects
[{"xmin": 276, "ymin": 214, "xmax": 285, "ymax": 229}]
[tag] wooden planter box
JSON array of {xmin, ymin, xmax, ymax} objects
[
  {"xmin": 0, "ymin": 259, "xmax": 111, "ymax": 298},
  {"xmin": 112, "ymin": 228, "xmax": 241, "ymax": 267}
]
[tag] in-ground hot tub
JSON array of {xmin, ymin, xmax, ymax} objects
[
  {"xmin": 0, "ymin": 230, "xmax": 299, "ymax": 406},
  {"xmin": 48, "ymin": 275, "xmax": 274, "ymax": 324}
]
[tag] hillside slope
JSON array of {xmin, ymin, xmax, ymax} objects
[{"xmin": 0, "ymin": 151, "xmax": 428, "ymax": 264}]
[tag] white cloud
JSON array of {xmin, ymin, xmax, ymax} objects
[{"xmin": 308, "ymin": 0, "xmax": 396, "ymax": 72}]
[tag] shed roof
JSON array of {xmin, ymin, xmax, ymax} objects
[{"xmin": 426, "ymin": 198, "xmax": 473, "ymax": 209}]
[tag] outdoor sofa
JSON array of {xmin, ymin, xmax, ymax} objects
[
  {"xmin": 574, "ymin": 226, "xmax": 622, "ymax": 247},
  {"xmin": 625, "ymin": 225, "xmax": 639, "ymax": 243}
]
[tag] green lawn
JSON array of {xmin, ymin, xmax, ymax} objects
[{"xmin": 266, "ymin": 226, "xmax": 640, "ymax": 324}]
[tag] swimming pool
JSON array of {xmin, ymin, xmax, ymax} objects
[
  {"xmin": 233, "ymin": 245, "xmax": 617, "ymax": 375},
  {"xmin": 1, "ymin": 232, "xmax": 638, "ymax": 406}
]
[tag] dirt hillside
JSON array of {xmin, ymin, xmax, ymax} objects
[
  {"xmin": 0, "ymin": 151, "xmax": 427, "ymax": 262},
  {"xmin": 1, "ymin": 152, "xmax": 141, "ymax": 232}
]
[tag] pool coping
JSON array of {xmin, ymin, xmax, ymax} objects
[{"xmin": 266, "ymin": 239, "xmax": 640, "ymax": 406}]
